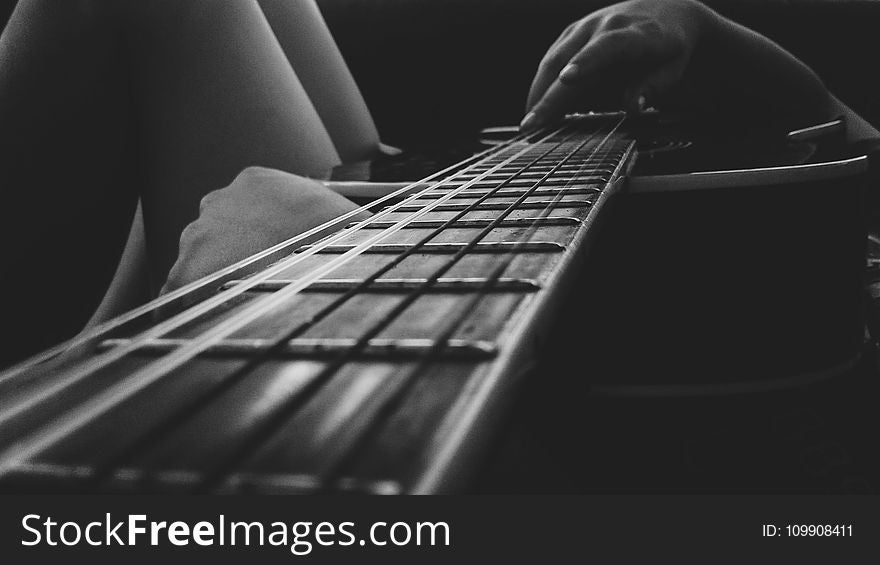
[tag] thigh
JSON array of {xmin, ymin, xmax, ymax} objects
[
  {"xmin": 122, "ymin": 0, "xmax": 345, "ymax": 284},
  {"xmin": 257, "ymin": 0, "xmax": 382, "ymax": 162}
]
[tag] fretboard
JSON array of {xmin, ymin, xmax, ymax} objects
[{"xmin": 0, "ymin": 114, "xmax": 635, "ymax": 494}]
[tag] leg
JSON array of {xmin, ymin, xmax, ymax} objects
[
  {"xmin": 257, "ymin": 0, "xmax": 382, "ymax": 162},
  {"xmin": 121, "ymin": 0, "xmax": 346, "ymax": 285},
  {"xmin": 0, "ymin": 0, "xmax": 138, "ymax": 365}
]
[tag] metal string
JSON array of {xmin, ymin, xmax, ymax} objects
[
  {"xmin": 0, "ymin": 124, "xmax": 578, "ymax": 475},
  {"xmin": 184, "ymin": 117, "xmax": 626, "ymax": 492},
  {"xmin": 64, "ymin": 127, "xmax": 592, "ymax": 490},
  {"xmin": 0, "ymin": 126, "xmax": 564, "ymax": 416},
  {"xmin": 0, "ymin": 132, "xmax": 526, "ymax": 388},
  {"xmin": 308, "ymin": 118, "xmax": 632, "ymax": 492}
]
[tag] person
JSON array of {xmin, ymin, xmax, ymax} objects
[{"xmin": 1, "ymin": 0, "xmax": 878, "ymax": 367}]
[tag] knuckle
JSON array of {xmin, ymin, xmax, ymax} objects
[
  {"xmin": 179, "ymin": 220, "xmax": 209, "ymax": 248},
  {"xmin": 539, "ymin": 50, "xmax": 568, "ymax": 71},
  {"xmin": 637, "ymin": 19, "xmax": 663, "ymax": 37},
  {"xmin": 198, "ymin": 191, "xmax": 217, "ymax": 213},
  {"xmin": 235, "ymin": 165, "xmax": 274, "ymax": 183},
  {"xmin": 604, "ymin": 28, "xmax": 638, "ymax": 48},
  {"xmin": 569, "ymin": 18, "xmax": 596, "ymax": 41},
  {"xmin": 566, "ymin": 17, "xmax": 591, "ymax": 36},
  {"xmin": 600, "ymin": 13, "xmax": 633, "ymax": 30}
]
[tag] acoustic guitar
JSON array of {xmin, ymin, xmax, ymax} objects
[{"xmin": 0, "ymin": 113, "xmax": 870, "ymax": 493}]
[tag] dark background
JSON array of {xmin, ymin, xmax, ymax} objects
[
  {"xmin": 3, "ymin": 0, "xmax": 877, "ymax": 143},
  {"xmin": 313, "ymin": 0, "xmax": 880, "ymax": 145},
  {"xmin": 0, "ymin": 0, "xmax": 878, "ymax": 495}
]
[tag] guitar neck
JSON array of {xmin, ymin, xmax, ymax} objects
[{"xmin": 0, "ymin": 114, "xmax": 635, "ymax": 494}]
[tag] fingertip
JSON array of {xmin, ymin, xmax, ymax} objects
[{"xmin": 519, "ymin": 111, "xmax": 542, "ymax": 133}]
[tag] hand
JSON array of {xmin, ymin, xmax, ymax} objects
[
  {"xmin": 162, "ymin": 166, "xmax": 370, "ymax": 293},
  {"xmin": 523, "ymin": 0, "xmax": 833, "ymax": 132},
  {"xmin": 523, "ymin": 0, "xmax": 705, "ymax": 131}
]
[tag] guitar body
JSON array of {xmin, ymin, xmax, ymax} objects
[
  {"xmin": 0, "ymin": 114, "xmax": 872, "ymax": 494},
  {"xmin": 488, "ymin": 165, "xmax": 874, "ymax": 492},
  {"xmin": 586, "ymin": 169, "xmax": 867, "ymax": 388}
]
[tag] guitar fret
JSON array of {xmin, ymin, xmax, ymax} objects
[
  {"xmin": 0, "ymin": 463, "xmax": 405, "ymax": 495},
  {"xmin": 466, "ymin": 168, "xmax": 613, "ymax": 176},
  {"xmin": 297, "ymin": 242, "xmax": 566, "ymax": 254},
  {"xmin": 348, "ymin": 217, "xmax": 581, "ymax": 229},
  {"xmin": 98, "ymin": 338, "xmax": 499, "ymax": 360},
  {"xmin": 394, "ymin": 200, "xmax": 591, "ymax": 212},
  {"xmin": 485, "ymin": 151, "xmax": 623, "ymax": 160},
  {"xmin": 455, "ymin": 173, "xmax": 611, "ymax": 182},
  {"xmin": 419, "ymin": 187, "xmax": 599, "ymax": 199},
  {"xmin": 458, "ymin": 167, "xmax": 613, "ymax": 175},
  {"xmin": 219, "ymin": 472, "xmax": 322, "ymax": 494},
  {"xmin": 486, "ymin": 157, "xmax": 622, "ymax": 164},
  {"xmin": 447, "ymin": 178, "xmax": 606, "ymax": 188},
  {"xmin": 221, "ymin": 277, "xmax": 543, "ymax": 293},
  {"xmin": 477, "ymin": 166, "xmax": 614, "ymax": 172},
  {"xmin": 225, "ymin": 473, "xmax": 402, "ymax": 495},
  {"xmin": 467, "ymin": 161, "xmax": 617, "ymax": 167},
  {"xmin": 474, "ymin": 160, "xmax": 620, "ymax": 168}
]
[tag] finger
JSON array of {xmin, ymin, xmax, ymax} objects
[
  {"xmin": 558, "ymin": 25, "xmax": 676, "ymax": 88},
  {"xmin": 524, "ymin": 30, "xmax": 650, "ymax": 130},
  {"xmin": 523, "ymin": 29, "xmax": 674, "ymax": 131},
  {"xmin": 524, "ymin": 13, "xmax": 661, "ymax": 112},
  {"xmin": 526, "ymin": 19, "xmax": 598, "ymax": 111}
]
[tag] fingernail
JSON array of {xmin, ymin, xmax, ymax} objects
[
  {"xmin": 519, "ymin": 111, "xmax": 542, "ymax": 132},
  {"xmin": 559, "ymin": 63, "xmax": 579, "ymax": 82}
]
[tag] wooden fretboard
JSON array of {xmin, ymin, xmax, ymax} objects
[{"xmin": 0, "ymin": 114, "xmax": 635, "ymax": 494}]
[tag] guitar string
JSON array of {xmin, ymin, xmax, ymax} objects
[
  {"xmin": 0, "ymin": 123, "xmax": 578, "ymax": 476},
  {"xmin": 184, "ymin": 117, "xmax": 625, "ymax": 493},
  {"xmin": 306, "ymin": 120, "xmax": 631, "ymax": 493},
  {"xmin": 15, "ymin": 118, "xmax": 612, "ymax": 490},
  {"xmin": 0, "ymin": 131, "xmax": 526, "ymax": 388},
  {"xmin": 8, "ymin": 118, "xmax": 623, "ymax": 491},
  {"xmin": 63, "ymin": 126, "xmax": 591, "ymax": 491},
  {"xmin": 0, "ymin": 124, "xmax": 567, "ymax": 422},
  {"xmin": 0, "ymin": 128, "xmax": 543, "ymax": 398}
]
